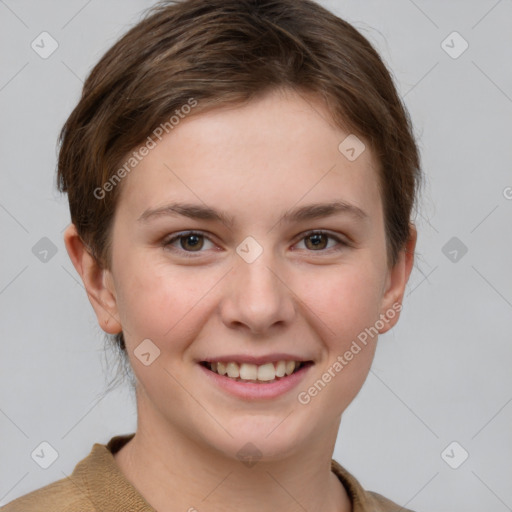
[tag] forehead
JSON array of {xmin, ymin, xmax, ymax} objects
[{"xmin": 115, "ymin": 89, "xmax": 382, "ymax": 225}]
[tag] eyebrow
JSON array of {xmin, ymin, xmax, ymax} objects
[{"xmin": 137, "ymin": 200, "xmax": 368, "ymax": 227}]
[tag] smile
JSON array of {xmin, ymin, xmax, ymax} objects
[{"xmin": 200, "ymin": 360, "xmax": 313, "ymax": 384}]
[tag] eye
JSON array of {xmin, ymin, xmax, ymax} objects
[
  {"xmin": 163, "ymin": 231, "xmax": 216, "ymax": 256},
  {"xmin": 295, "ymin": 230, "xmax": 348, "ymax": 252},
  {"xmin": 163, "ymin": 229, "xmax": 349, "ymax": 258}
]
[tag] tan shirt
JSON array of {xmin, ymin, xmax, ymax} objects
[{"xmin": 1, "ymin": 434, "xmax": 415, "ymax": 512}]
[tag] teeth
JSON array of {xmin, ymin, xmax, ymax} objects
[
  {"xmin": 226, "ymin": 362, "xmax": 239, "ymax": 378},
  {"xmin": 257, "ymin": 363, "xmax": 275, "ymax": 381},
  {"xmin": 275, "ymin": 360, "xmax": 287, "ymax": 377},
  {"xmin": 206, "ymin": 360, "xmax": 303, "ymax": 382},
  {"xmin": 216, "ymin": 361, "xmax": 226, "ymax": 376},
  {"xmin": 238, "ymin": 363, "xmax": 256, "ymax": 380},
  {"xmin": 285, "ymin": 361, "xmax": 296, "ymax": 376}
]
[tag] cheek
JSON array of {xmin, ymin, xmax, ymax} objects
[
  {"xmin": 295, "ymin": 266, "xmax": 383, "ymax": 415},
  {"xmin": 114, "ymin": 255, "xmax": 220, "ymax": 345},
  {"xmin": 300, "ymin": 262, "xmax": 384, "ymax": 343}
]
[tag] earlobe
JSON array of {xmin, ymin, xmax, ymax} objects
[
  {"xmin": 63, "ymin": 224, "xmax": 122, "ymax": 335},
  {"xmin": 378, "ymin": 223, "xmax": 417, "ymax": 334}
]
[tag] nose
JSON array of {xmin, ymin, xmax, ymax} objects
[{"xmin": 219, "ymin": 246, "xmax": 296, "ymax": 335}]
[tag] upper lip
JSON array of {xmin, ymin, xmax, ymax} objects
[{"xmin": 199, "ymin": 354, "xmax": 314, "ymax": 365}]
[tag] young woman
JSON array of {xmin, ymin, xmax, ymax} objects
[{"xmin": 2, "ymin": 0, "xmax": 421, "ymax": 510}]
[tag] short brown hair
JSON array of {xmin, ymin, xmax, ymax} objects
[{"xmin": 57, "ymin": 0, "xmax": 422, "ymax": 354}]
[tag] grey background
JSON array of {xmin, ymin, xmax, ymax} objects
[{"xmin": 1, "ymin": 1, "xmax": 511, "ymax": 511}]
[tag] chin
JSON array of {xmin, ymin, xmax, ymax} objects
[{"xmin": 211, "ymin": 415, "xmax": 309, "ymax": 461}]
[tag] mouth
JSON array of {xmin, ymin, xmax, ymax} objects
[{"xmin": 199, "ymin": 360, "xmax": 314, "ymax": 384}]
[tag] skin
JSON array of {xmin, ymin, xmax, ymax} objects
[{"xmin": 65, "ymin": 87, "xmax": 416, "ymax": 512}]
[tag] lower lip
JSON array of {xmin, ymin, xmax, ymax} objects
[{"xmin": 198, "ymin": 363, "xmax": 313, "ymax": 400}]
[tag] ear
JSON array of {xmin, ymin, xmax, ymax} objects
[
  {"xmin": 63, "ymin": 223, "xmax": 122, "ymax": 335},
  {"xmin": 378, "ymin": 223, "xmax": 417, "ymax": 334}
]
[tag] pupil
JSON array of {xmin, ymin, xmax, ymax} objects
[
  {"xmin": 183, "ymin": 235, "xmax": 202, "ymax": 251},
  {"xmin": 308, "ymin": 233, "xmax": 326, "ymax": 250}
]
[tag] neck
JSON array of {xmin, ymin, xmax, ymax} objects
[{"xmin": 113, "ymin": 395, "xmax": 352, "ymax": 512}]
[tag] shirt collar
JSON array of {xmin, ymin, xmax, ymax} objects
[{"xmin": 70, "ymin": 433, "xmax": 391, "ymax": 512}]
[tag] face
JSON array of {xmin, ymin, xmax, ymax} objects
[{"xmin": 67, "ymin": 88, "xmax": 414, "ymax": 462}]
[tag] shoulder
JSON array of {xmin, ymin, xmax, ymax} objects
[
  {"xmin": 0, "ymin": 476, "xmax": 97, "ymax": 512},
  {"xmin": 366, "ymin": 490, "xmax": 416, "ymax": 512},
  {"xmin": 1, "ymin": 434, "xmax": 137, "ymax": 512},
  {"xmin": 331, "ymin": 458, "xmax": 416, "ymax": 512}
]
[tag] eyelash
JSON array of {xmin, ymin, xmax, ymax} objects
[{"xmin": 162, "ymin": 230, "xmax": 349, "ymax": 258}]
